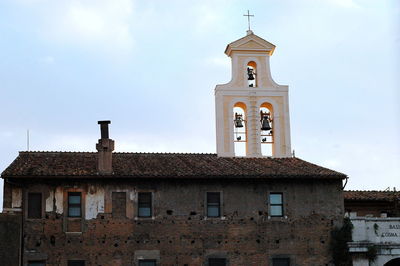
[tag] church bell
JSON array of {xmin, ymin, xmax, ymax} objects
[
  {"xmin": 234, "ymin": 113, "xmax": 244, "ymax": 128},
  {"xmin": 247, "ymin": 67, "xmax": 255, "ymax": 80},
  {"xmin": 261, "ymin": 114, "xmax": 272, "ymax": 131}
]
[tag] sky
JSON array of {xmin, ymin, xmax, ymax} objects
[{"xmin": 0, "ymin": 0, "xmax": 399, "ymax": 210}]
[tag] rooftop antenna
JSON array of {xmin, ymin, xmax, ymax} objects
[{"xmin": 27, "ymin": 129, "xmax": 30, "ymax": 151}]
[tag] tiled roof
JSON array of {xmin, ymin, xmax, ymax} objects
[
  {"xmin": 344, "ymin": 190, "xmax": 400, "ymax": 201},
  {"xmin": 1, "ymin": 151, "xmax": 347, "ymax": 179}
]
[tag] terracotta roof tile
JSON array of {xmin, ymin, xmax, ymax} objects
[
  {"xmin": 1, "ymin": 151, "xmax": 347, "ymax": 179},
  {"xmin": 344, "ymin": 190, "xmax": 400, "ymax": 201}
]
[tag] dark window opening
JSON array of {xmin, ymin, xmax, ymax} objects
[
  {"xmin": 68, "ymin": 192, "xmax": 82, "ymax": 217},
  {"xmin": 272, "ymin": 258, "xmax": 290, "ymax": 266},
  {"xmin": 138, "ymin": 192, "xmax": 152, "ymax": 217},
  {"xmin": 270, "ymin": 193, "xmax": 284, "ymax": 217},
  {"xmin": 28, "ymin": 261, "xmax": 46, "ymax": 266},
  {"xmin": 28, "ymin": 193, "xmax": 42, "ymax": 219},
  {"xmin": 112, "ymin": 192, "xmax": 126, "ymax": 218},
  {"xmin": 207, "ymin": 192, "xmax": 221, "ymax": 217},
  {"xmin": 139, "ymin": 259, "xmax": 156, "ymax": 266},
  {"xmin": 209, "ymin": 258, "xmax": 226, "ymax": 266},
  {"xmin": 67, "ymin": 260, "xmax": 85, "ymax": 266}
]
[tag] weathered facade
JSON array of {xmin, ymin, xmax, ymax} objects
[
  {"xmin": 2, "ymin": 151, "xmax": 345, "ymax": 266},
  {"xmin": 344, "ymin": 191, "xmax": 400, "ymax": 266},
  {"xmin": 1, "ymin": 31, "xmax": 348, "ymax": 266}
]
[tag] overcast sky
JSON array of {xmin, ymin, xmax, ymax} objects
[{"xmin": 0, "ymin": 0, "xmax": 399, "ymax": 209}]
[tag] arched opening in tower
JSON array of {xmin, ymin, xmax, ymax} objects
[
  {"xmin": 233, "ymin": 102, "xmax": 247, "ymax": 156},
  {"xmin": 247, "ymin": 61, "xmax": 257, "ymax": 87},
  {"xmin": 260, "ymin": 103, "xmax": 273, "ymax": 156}
]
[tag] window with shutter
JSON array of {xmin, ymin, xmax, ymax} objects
[
  {"xmin": 112, "ymin": 192, "xmax": 126, "ymax": 218},
  {"xmin": 28, "ymin": 193, "xmax": 42, "ymax": 219}
]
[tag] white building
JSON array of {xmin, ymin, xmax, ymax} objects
[{"xmin": 345, "ymin": 191, "xmax": 400, "ymax": 266}]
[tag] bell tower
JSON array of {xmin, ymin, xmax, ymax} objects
[{"xmin": 215, "ymin": 30, "xmax": 291, "ymax": 158}]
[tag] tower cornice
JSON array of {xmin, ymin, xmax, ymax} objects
[{"xmin": 224, "ymin": 33, "xmax": 276, "ymax": 57}]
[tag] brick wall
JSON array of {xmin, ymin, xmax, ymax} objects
[
  {"xmin": 345, "ymin": 200, "xmax": 399, "ymax": 217},
  {"xmin": 9, "ymin": 178, "xmax": 343, "ymax": 266},
  {"xmin": 0, "ymin": 213, "xmax": 22, "ymax": 265}
]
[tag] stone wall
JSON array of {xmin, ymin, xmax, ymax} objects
[{"xmin": 8, "ymin": 178, "xmax": 343, "ymax": 266}]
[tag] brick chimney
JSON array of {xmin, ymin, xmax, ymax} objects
[{"xmin": 96, "ymin": 120, "xmax": 115, "ymax": 175}]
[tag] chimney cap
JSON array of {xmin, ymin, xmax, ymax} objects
[{"xmin": 98, "ymin": 120, "xmax": 111, "ymax": 125}]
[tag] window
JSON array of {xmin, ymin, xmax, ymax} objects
[
  {"xmin": 67, "ymin": 260, "xmax": 85, "ymax": 266},
  {"xmin": 272, "ymin": 258, "xmax": 290, "ymax": 266},
  {"xmin": 270, "ymin": 193, "xmax": 284, "ymax": 217},
  {"xmin": 68, "ymin": 192, "xmax": 82, "ymax": 217},
  {"xmin": 207, "ymin": 192, "xmax": 221, "ymax": 217},
  {"xmin": 138, "ymin": 259, "xmax": 156, "ymax": 266},
  {"xmin": 209, "ymin": 258, "xmax": 226, "ymax": 266},
  {"xmin": 28, "ymin": 261, "xmax": 45, "ymax": 266},
  {"xmin": 138, "ymin": 192, "xmax": 152, "ymax": 217},
  {"xmin": 28, "ymin": 193, "xmax": 42, "ymax": 219},
  {"xmin": 112, "ymin": 192, "xmax": 126, "ymax": 218}
]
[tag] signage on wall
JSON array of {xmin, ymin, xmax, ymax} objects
[{"xmin": 379, "ymin": 223, "xmax": 400, "ymax": 241}]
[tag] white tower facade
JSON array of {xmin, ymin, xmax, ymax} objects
[{"xmin": 215, "ymin": 31, "xmax": 291, "ymax": 158}]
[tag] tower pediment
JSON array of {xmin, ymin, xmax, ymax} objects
[{"xmin": 225, "ymin": 32, "xmax": 276, "ymax": 56}]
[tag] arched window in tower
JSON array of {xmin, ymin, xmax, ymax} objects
[
  {"xmin": 260, "ymin": 103, "xmax": 273, "ymax": 156},
  {"xmin": 247, "ymin": 61, "xmax": 257, "ymax": 87},
  {"xmin": 233, "ymin": 102, "xmax": 247, "ymax": 156}
]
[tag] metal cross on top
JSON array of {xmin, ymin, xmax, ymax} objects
[{"xmin": 243, "ymin": 10, "xmax": 254, "ymax": 31}]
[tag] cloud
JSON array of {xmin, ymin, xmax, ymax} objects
[
  {"xmin": 12, "ymin": 0, "xmax": 47, "ymax": 4},
  {"xmin": 204, "ymin": 56, "xmax": 230, "ymax": 68},
  {"xmin": 326, "ymin": 0, "xmax": 360, "ymax": 8},
  {"xmin": 43, "ymin": 134, "xmax": 95, "ymax": 152},
  {"xmin": 61, "ymin": 0, "xmax": 134, "ymax": 52},
  {"xmin": 192, "ymin": 1, "xmax": 231, "ymax": 34},
  {"xmin": 16, "ymin": 0, "xmax": 136, "ymax": 55},
  {"xmin": 117, "ymin": 133, "xmax": 215, "ymax": 154},
  {"xmin": 321, "ymin": 159, "xmax": 341, "ymax": 169},
  {"xmin": 38, "ymin": 56, "xmax": 55, "ymax": 64},
  {"xmin": 295, "ymin": 136, "xmax": 400, "ymax": 190},
  {"xmin": 0, "ymin": 131, "xmax": 14, "ymax": 138},
  {"xmin": 194, "ymin": 5, "xmax": 221, "ymax": 33}
]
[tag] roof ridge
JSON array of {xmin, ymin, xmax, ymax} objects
[
  {"xmin": 19, "ymin": 151, "xmax": 97, "ymax": 154},
  {"xmin": 293, "ymin": 157, "xmax": 347, "ymax": 177},
  {"xmin": 345, "ymin": 190, "xmax": 399, "ymax": 193},
  {"xmin": 3, "ymin": 153, "xmax": 347, "ymax": 179},
  {"xmin": 18, "ymin": 151, "xmax": 218, "ymax": 155},
  {"xmin": 115, "ymin": 152, "xmax": 216, "ymax": 155}
]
